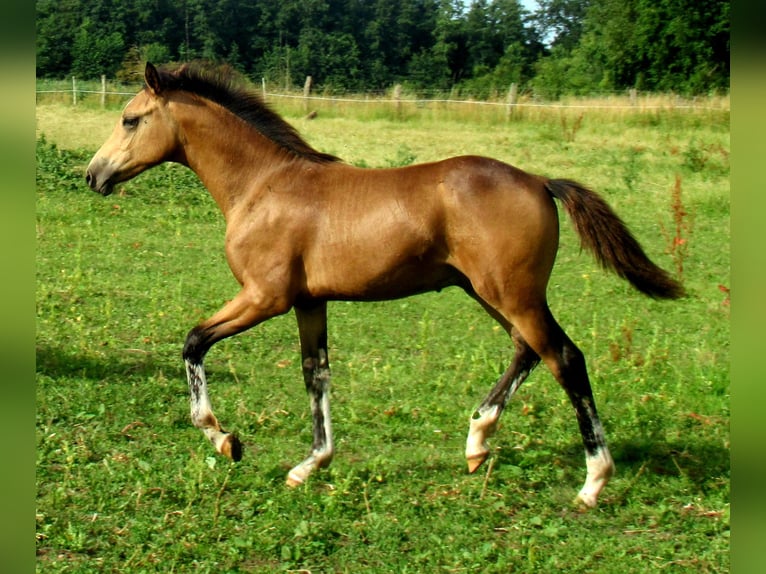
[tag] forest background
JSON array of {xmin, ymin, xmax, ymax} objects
[{"xmin": 36, "ymin": 0, "xmax": 729, "ymax": 99}]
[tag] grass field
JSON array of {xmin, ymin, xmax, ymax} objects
[{"xmin": 36, "ymin": 98, "xmax": 729, "ymax": 572}]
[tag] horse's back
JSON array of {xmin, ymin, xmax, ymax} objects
[
  {"xmin": 430, "ymin": 155, "xmax": 557, "ymax": 239},
  {"xmin": 427, "ymin": 156, "xmax": 560, "ymax": 302},
  {"xmin": 300, "ymin": 155, "xmax": 559, "ymax": 303}
]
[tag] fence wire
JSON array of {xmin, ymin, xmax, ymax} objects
[{"xmin": 36, "ymin": 87, "xmax": 730, "ymax": 112}]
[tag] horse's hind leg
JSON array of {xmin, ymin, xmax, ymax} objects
[
  {"xmin": 466, "ymin": 324, "xmax": 540, "ymax": 473},
  {"xmin": 512, "ymin": 305, "xmax": 615, "ymax": 507},
  {"xmin": 286, "ymin": 302, "xmax": 334, "ymax": 487}
]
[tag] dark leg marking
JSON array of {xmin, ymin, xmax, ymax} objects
[
  {"xmin": 287, "ymin": 303, "xmax": 335, "ymax": 486},
  {"xmin": 466, "ymin": 332, "xmax": 540, "ymax": 472},
  {"xmin": 546, "ymin": 334, "xmax": 614, "ymax": 507}
]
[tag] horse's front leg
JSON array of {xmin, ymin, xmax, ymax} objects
[
  {"xmin": 286, "ymin": 302, "xmax": 334, "ymax": 486},
  {"xmin": 183, "ymin": 288, "xmax": 288, "ymax": 460}
]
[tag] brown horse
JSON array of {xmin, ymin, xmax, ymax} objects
[{"xmin": 86, "ymin": 62, "xmax": 683, "ymax": 508}]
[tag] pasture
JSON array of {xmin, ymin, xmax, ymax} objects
[{"xmin": 36, "ymin": 98, "xmax": 729, "ymax": 572}]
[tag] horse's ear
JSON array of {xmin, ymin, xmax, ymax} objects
[{"xmin": 145, "ymin": 62, "xmax": 163, "ymax": 95}]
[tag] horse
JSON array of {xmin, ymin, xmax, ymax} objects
[{"xmin": 86, "ymin": 62, "xmax": 684, "ymax": 508}]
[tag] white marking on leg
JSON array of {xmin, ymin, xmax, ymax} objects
[
  {"xmin": 287, "ymin": 362, "xmax": 334, "ymax": 486},
  {"xmin": 575, "ymin": 398, "xmax": 614, "ymax": 508},
  {"xmin": 576, "ymin": 446, "xmax": 615, "ymax": 508},
  {"xmin": 466, "ymin": 361, "xmax": 533, "ymax": 473},
  {"xmin": 316, "ymin": 383, "xmax": 334, "ymax": 464},
  {"xmin": 505, "ymin": 370, "xmax": 528, "ymax": 406},
  {"xmin": 465, "ymin": 404, "xmax": 500, "ymax": 470},
  {"xmin": 185, "ymin": 360, "xmax": 214, "ymax": 427},
  {"xmin": 576, "ymin": 411, "xmax": 614, "ymax": 507},
  {"xmin": 185, "ymin": 359, "xmax": 231, "ymax": 455}
]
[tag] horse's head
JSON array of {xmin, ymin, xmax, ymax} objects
[{"xmin": 86, "ymin": 63, "xmax": 180, "ymax": 196}]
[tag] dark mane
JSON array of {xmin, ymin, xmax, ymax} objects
[{"xmin": 153, "ymin": 62, "xmax": 340, "ymax": 164}]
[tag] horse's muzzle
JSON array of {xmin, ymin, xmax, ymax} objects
[{"xmin": 85, "ymin": 159, "xmax": 115, "ymax": 196}]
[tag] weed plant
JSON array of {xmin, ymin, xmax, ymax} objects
[{"xmin": 36, "ymin": 100, "xmax": 728, "ymax": 572}]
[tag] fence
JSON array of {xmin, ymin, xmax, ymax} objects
[{"xmin": 36, "ymin": 75, "xmax": 730, "ymax": 118}]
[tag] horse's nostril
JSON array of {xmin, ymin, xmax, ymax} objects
[{"xmin": 85, "ymin": 170, "xmax": 93, "ymax": 186}]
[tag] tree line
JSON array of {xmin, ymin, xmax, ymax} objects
[{"xmin": 36, "ymin": 0, "xmax": 729, "ymax": 97}]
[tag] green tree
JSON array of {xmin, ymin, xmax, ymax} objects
[
  {"xmin": 35, "ymin": 0, "xmax": 727, "ymax": 94},
  {"xmin": 117, "ymin": 44, "xmax": 172, "ymax": 82},
  {"xmin": 464, "ymin": 0, "xmax": 496, "ymax": 76},
  {"xmin": 533, "ymin": 0, "xmax": 589, "ymax": 50},
  {"xmin": 36, "ymin": 0, "xmax": 82, "ymax": 76},
  {"xmin": 295, "ymin": 30, "xmax": 362, "ymax": 89},
  {"xmin": 431, "ymin": 0, "xmax": 469, "ymax": 84},
  {"xmin": 630, "ymin": 0, "xmax": 729, "ymax": 92},
  {"xmin": 533, "ymin": 0, "xmax": 729, "ymax": 96},
  {"xmin": 71, "ymin": 17, "xmax": 125, "ymax": 78},
  {"xmin": 457, "ymin": 0, "xmax": 540, "ymax": 95}
]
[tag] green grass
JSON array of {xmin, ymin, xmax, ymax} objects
[{"xmin": 36, "ymin": 102, "xmax": 729, "ymax": 572}]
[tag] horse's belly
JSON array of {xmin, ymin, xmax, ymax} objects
[{"xmin": 304, "ymin": 252, "xmax": 464, "ymax": 302}]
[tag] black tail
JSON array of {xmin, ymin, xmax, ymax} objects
[{"xmin": 545, "ymin": 178, "xmax": 685, "ymax": 299}]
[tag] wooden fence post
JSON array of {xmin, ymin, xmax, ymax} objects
[
  {"xmin": 285, "ymin": 46, "xmax": 291, "ymax": 92},
  {"xmin": 72, "ymin": 76, "xmax": 77, "ymax": 105},
  {"xmin": 630, "ymin": 88, "xmax": 637, "ymax": 107},
  {"xmin": 303, "ymin": 76, "xmax": 312, "ymax": 112},
  {"xmin": 506, "ymin": 82, "xmax": 518, "ymax": 120},
  {"xmin": 101, "ymin": 75, "xmax": 107, "ymax": 108},
  {"xmin": 262, "ymin": 78, "xmax": 266, "ymax": 99},
  {"xmin": 393, "ymin": 84, "xmax": 402, "ymax": 119}
]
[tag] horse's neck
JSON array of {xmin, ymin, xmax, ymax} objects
[{"xmin": 176, "ymin": 103, "xmax": 292, "ymax": 217}]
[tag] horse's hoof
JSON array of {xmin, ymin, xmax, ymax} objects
[
  {"xmin": 221, "ymin": 434, "xmax": 243, "ymax": 462},
  {"xmin": 573, "ymin": 490, "xmax": 598, "ymax": 509},
  {"xmin": 286, "ymin": 472, "xmax": 304, "ymax": 488},
  {"xmin": 466, "ymin": 453, "xmax": 488, "ymax": 474}
]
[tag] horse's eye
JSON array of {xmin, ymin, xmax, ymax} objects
[{"xmin": 122, "ymin": 116, "xmax": 140, "ymax": 129}]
